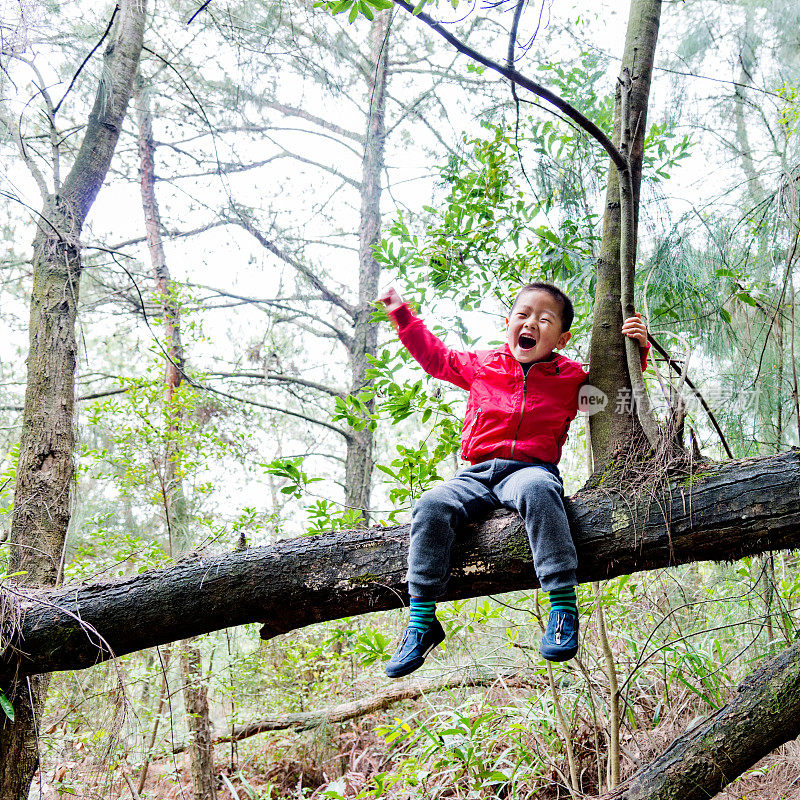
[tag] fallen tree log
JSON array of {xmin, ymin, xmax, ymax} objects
[
  {"xmin": 2, "ymin": 449, "xmax": 799, "ymax": 682},
  {"xmin": 172, "ymin": 670, "xmax": 524, "ymax": 752},
  {"xmin": 608, "ymin": 637, "xmax": 800, "ymax": 800}
]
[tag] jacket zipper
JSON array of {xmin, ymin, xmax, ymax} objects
[
  {"xmin": 464, "ymin": 407, "xmax": 482, "ymax": 453},
  {"xmin": 558, "ymin": 416, "xmax": 570, "ymax": 446},
  {"xmin": 510, "ymin": 368, "xmax": 529, "ymax": 459}
]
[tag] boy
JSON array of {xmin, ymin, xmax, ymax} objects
[{"xmin": 377, "ymin": 282, "xmax": 649, "ymax": 677}]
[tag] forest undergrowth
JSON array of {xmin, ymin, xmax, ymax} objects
[{"xmin": 27, "ymin": 554, "xmax": 800, "ymax": 800}]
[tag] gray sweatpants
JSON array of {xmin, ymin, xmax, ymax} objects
[{"xmin": 406, "ymin": 459, "xmax": 577, "ymax": 599}]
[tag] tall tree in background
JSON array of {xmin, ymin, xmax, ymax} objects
[
  {"xmin": 0, "ymin": 2, "xmax": 146, "ymax": 796},
  {"xmin": 136, "ymin": 75, "xmax": 217, "ymax": 800},
  {"xmin": 230, "ymin": 9, "xmax": 393, "ymax": 523}
]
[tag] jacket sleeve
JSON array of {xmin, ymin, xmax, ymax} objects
[
  {"xmin": 640, "ymin": 339, "xmax": 651, "ymax": 372},
  {"xmin": 388, "ymin": 303, "xmax": 479, "ymax": 390}
]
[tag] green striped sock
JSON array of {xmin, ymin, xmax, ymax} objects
[
  {"xmin": 408, "ymin": 598, "xmax": 437, "ymax": 632},
  {"xmin": 548, "ymin": 587, "xmax": 578, "ymax": 615}
]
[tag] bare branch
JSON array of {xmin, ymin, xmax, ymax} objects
[
  {"xmin": 206, "ymin": 371, "xmax": 347, "ymax": 399},
  {"xmin": 261, "ymin": 132, "xmax": 363, "ymax": 190},
  {"xmin": 229, "ymin": 214, "xmax": 356, "ymax": 319},
  {"xmin": 0, "ymin": 104, "xmax": 49, "ymax": 198},
  {"xmin": 197, "ymin": 383, "xmax": 351, "ymax": 440},
  {"xmin": 251, "ymin": 98, "xmax": 363, "ymax": 143},
  {"xmin": 54, "ymin": 4, "xmax": 120, "ymax": 115},
  {"xmin": 173, "ymin": 671, "xmax": 524, "ymax": 750},
  {"xmin": 100, "ymin": 219, "xmax": 230, "ymax": 251}
]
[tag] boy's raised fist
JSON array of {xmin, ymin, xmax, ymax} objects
[{"xmin": 377, "ymin": 286, "xmax": 404, "ymax": 312}]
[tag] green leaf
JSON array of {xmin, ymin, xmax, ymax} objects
[
  {"xmin": 736, "ymin": 292, "xmax": 757, "ymax": 307},
  {"xmin": 0, "ymin": 690, "xmax": 14, "ymax": 722},
  {"xmin": 348, "ymin": 2, "xmax": 359, "ymax": 21},
  {"xmin": 719, "ymin": 307, "xmax": 731, "ymax": 324}
]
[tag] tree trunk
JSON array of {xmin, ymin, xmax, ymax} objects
[
  {"xmin": 180, "ymin": 641, "xmax": 217, "ymax": 800},
  {"xmin": 136, "ymin": 77, "xmax": 217, "ymax": 800},
  {"xmin": 607, "ymin": 638, "xmax": 800, "ymax": 800},
  {"xmin": 345, "ymin": 12, "xmax": 391, "ymax": 523},
  {"xmin": 3, "ymin": 449, "xmax": 800, "ymax": 681},
  {"xmin": 588, "ymin": 0, "xmax": 662, "ymax": 469},
  {"xmin": 0, "ymin": 4, "xmax": 146, "ymax": 796}
]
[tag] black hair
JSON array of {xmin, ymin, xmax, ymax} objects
[{"xmin": 510, "ymin": 282, "xmax": 575, "ymax": 332}]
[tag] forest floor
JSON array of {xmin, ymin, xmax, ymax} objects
[{"xmin": 29, "ymin": 695, "xmax": 800, "ymax": 799}]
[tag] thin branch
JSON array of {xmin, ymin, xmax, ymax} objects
[
  {"xmin": 186, "ymin": 0, "xmax": 212, "ymax": 25},
  {"xmin": 647, "ymin": 335, "xmax": 733, "ymax": 459},
  {"xmin": 165, "ymin": 154, "xmax": 286, "ymax": 181},
  {"xmin": 261, "ymin": 133, "xmax": 363, "ymax": 189},
  {"xmin": 172, "ymin": 671, "xmax": 523, "ymax": 750},
  {"xmin": 54, "ymin": 4, "xmax": 120, "ymax": 115},
  {"xmin": 230, "ymin": 215, "xmax": 356, "ymax": 319},
  {"xmin": 77, "ymin": 387, "xmax": 132, "ymax": 402},
  {"xmin": 0, "ymin": 105, "xmax": 49, "ymax": 198},
  {"xmin": 206, "ymin": 371, "xmax": 347, "ymax": 399},
  {"xmin": 198, "ymin": 384, "xmax": 351, "ymax": 440},
  {"xmin": 269, "ymin": 311, "xmax": 350, "ymax": 344},
  {"xmin": 391, "ymin": 0, "xmax": 626, "ymax": 171},
  {"xmin": 17, "ymin": 55, "xmax": 60, "ymax": 192},
  {"xmin": 101, "ymin": 219, "xmax": 230, "ymax": 251},
  {"xmin": 253, "ymin": 98, "xmax": 363, "ymax": 143}
]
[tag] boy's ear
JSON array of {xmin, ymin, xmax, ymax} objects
[{"xmin": 557, "ymin": 330, "xmax": 571, "ymax": 350}]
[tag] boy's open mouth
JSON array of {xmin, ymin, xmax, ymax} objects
[{"xmin": 519, "ymin": 334, "xmax": 537, "ymax": 350}]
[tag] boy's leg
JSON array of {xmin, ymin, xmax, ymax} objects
[
  {"xmin": 493, "ymin": 462, "xmax": 576, "ymax": 590},
  {"xmin": 406, "ymin": 461, "xmax": 500, "ymax": 600},
  {"xmin": 493, "ymin": 462, "xmax": 579, "ymax": 661},
  {"xmin": 386, "ymin": 462, "xmax": 499, "ymax": 678}
]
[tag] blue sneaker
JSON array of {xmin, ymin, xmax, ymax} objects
[
  {"xmin": 540, "ymin": 609, "xmax": 579, "ymax": 662},
  {"xmin": 385, "ymin": 617, "xmax": 445, "ymax": 678}
]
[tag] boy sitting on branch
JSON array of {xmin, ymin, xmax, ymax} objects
[{"xmin": 377, "ymin": 282, "xmax": 649, "ymax": 677}]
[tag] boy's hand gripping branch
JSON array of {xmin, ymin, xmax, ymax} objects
[{"xmin": 621, "ymin": 312, "xmax": 648, "ymax": 348}]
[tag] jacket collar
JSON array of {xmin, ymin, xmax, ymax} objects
[{"xmin": 499, "ymin": 345, "xmax": 563, "ymax": 374}]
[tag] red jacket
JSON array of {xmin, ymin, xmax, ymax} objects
[{"xmin": 390, "ymin": 303, "xmax": 648, "ymax": 466}]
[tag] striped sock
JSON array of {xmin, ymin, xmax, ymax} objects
[
  {"xmin": 548, "ymin": 586, "xmax": 578, "ymax": 615},
  {"xmin": 408, "ymin": 598, "xmax": 437, "ymax": 632}
]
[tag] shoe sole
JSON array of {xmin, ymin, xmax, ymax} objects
[{"xmin": 540, "ymin": 645, "xmax": 578, "ymax": 663}]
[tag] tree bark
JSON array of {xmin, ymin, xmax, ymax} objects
[
  {"xmin": 2, "ymin": 449, "xmax": 799, "ymax": 682},
  {"xmin": 179, "ymin": 642, "xmax": 217, "ymax": 800},
  {"xmin": 345, "ymin": 12, "xmax": 391, "ymax": 524},
  {"xmin": 136, "ymin": 78, "xmax": 217, "ymax": 800},
  {"xmin": 607, "ymin": 638, "xmax": 800, "ymax": 800},
  {"xmin": 0, "ymin": 4, "xmax": 146, "ymax": 797},
  {"xmin": 587, "ymin": 0, "xmax": 662, "ymax": 469}
]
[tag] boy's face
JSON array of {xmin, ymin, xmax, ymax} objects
[{"xmin": 506, "ymin": 289, "xmax": 571, "ymax": 364}]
